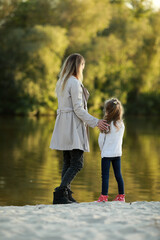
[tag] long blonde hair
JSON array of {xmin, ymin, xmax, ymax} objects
[
  {"xmin": 56, "ymin": 53, "xmax": 85, "ymax": 94},
  {"xmin": 103, "ymin": 98, "xmax": 124, "ymax": 134}
]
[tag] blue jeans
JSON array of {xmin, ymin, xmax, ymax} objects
[{"xmin": 101, "ymin": 157, "xmax": 124, "ymax": 195}]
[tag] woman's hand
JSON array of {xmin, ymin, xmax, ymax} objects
[{"xmin": 97, "ymin": 120, "xmax": 110, "ymax": 131}]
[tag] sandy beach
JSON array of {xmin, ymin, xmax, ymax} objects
[{"xmin": 0, "ymin": 201, "xmax": 160, "ymax": 240}]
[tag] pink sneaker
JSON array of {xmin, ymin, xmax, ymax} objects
[
  {"xmin": 113, "ymin": 194, "xmax": 125, "ymax": 202},
  {"xmin": 96, "ymin": 194, "xmax": 108, "ymax": 202}
]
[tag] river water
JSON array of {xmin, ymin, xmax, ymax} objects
[{"xmin": 0, "ymin": 116, "xmax": 160, "ymax": 205}]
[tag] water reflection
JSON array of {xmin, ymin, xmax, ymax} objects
[{"xmin": 0, "ymin": 116, "xmax": 159, "ymax": 205}]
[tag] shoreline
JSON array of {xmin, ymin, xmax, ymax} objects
[{"xmin": 0, "ymin": 201, "xmax": 160, "ymax": 240}]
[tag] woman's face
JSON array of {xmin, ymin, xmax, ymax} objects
[{"xmin": 80, "ymin": 60, "xmax": 85, "ymax": 73}]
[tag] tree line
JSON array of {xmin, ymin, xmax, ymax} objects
[{"xmin": 0, "ymin": 0, "xmax": 160, "ymax": 116}]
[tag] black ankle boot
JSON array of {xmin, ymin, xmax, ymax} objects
[
  {"xmin": 67, "ymin": 188, "xmax": 78, "ymax": 203},
  {"xmin": 53, "ymin": 187, "xmax": 72, "ymax": 204}
]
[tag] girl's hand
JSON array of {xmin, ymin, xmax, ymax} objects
[{"xmin": 97, "ymin": 120, "xmax": 110, "ymax": 131}]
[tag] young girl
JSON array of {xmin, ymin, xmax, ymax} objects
[{"xmin": 96, "ymin": 98, "xmax": 125, "ymax": 202}]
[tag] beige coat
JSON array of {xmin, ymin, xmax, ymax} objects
[{"xmin": 49, "ymin": 76, "xmax": 99, "ymax": 152}]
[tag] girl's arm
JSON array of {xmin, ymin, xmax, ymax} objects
[{"xmin": 98, "ymin": 133, "xmax": 106, "ymax": 151}]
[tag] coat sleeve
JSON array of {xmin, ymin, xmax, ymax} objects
[
  {"xmin": 98, "ymin": 133, "xmax": 106, "ymax": 151},
  {"xmin": 70, "ymin": 79, "xmax": 99, "ymax": 128}
]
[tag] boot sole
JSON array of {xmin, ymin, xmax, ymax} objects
[{"xmin": 53, "ymin": 201, "xmax": 73, "ymax": 204}]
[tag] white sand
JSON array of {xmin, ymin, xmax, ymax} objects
[{"xmin": 0, "ymin": 202, "xmax": 160, "ymax": 240}]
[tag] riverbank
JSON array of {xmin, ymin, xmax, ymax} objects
[{"xmin": 0, "ymin": 201, "xmax": 160, "ymax": 240}]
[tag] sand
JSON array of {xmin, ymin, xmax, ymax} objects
[{"xmin": 0, "ymin": 201, "xmax": 160, "ymax": 240}]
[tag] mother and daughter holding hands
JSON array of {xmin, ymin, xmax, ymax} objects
[{"xmin": 50, "ymin": 53, "xmax": 125, "ymax": 204}]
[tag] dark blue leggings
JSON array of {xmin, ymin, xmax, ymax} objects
[{"xmin": 101, "ymin": 157, "xmax": 124, "ymax": 195}]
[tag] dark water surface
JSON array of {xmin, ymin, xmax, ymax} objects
[{"xmin": 0, "ymin": 116, "xmax": 160, "ymax": 205}]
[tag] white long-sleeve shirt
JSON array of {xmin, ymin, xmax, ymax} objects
[{"xmin": 98, "ymin": 120, "xmax": 125, "ymax": 158}]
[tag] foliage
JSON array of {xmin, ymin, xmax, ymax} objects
[
  {"xmin": 0, "ymin": 25, "xmax": 68, "ymax": 114},
  {"xmin": 0, "ymin": 0, "xmax": 159, "ymax": 115}
]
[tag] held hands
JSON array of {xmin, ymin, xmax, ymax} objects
[{"xmin": 97, "ymin": 120, "xmax": 110, "ymax": 132}]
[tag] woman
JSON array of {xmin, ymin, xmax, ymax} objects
[{"xmin": 50, "ymin": 53, "xmax": 108, "ymax": 204}]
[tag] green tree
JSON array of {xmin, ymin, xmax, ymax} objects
[
  {"xmin": 0, "ymin": 0, "xmax": 160, "ymax": 116},
  {"xmin": 5, "ymin": 0, "xmax": 111, "ymax": 49},
  {"xmin": 0, "ymin": 0, "xmax": 20, "ymax": 25},
  {"xmin": 0, "ymin": 25, "xmax": 68, "ymax": 115}
]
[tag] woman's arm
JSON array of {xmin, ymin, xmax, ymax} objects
[
  {"xmin": 70, "ymin": 79, "xmax": 98, "ymax": 128},
  {"xmin": 70, "ymin": 79, "xmax": 108, "ymax": 130}
]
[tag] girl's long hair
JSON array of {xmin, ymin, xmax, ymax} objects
[
  {"xmin": 56, "ymin": 53, "xmax": 85, "ymax": 95},
  {"xmin": 103, "ymin": 98, "xmax": 123, "ymax": 134}
]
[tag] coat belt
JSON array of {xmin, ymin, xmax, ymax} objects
[{"xmin": 57, "ymin": 108, "xmax": 74, "ymax": 115}]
